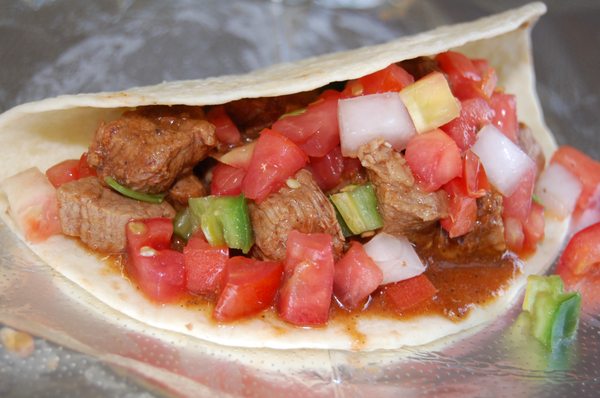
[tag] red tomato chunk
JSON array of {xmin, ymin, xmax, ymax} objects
[
  {"xmin": 441, "ymin": 178, "xmax": 477, "ymax": 238},
  {"xmin": 523, "ymin": 202, "xmax": 545, "ymax": 252},
  {"xmin": 207, "ymin": 105, "xmax": 242, "ymax": 145},
  {"xmin": 341, "ymin": 64, "xmax": 414, "ymax": 97},
  {"xmin": 556, "ymin": 222, "xmax": 600, "ymax": 278},
  {"xmin": 309, "ymin": 146, "xmax": 344, "ymax": 191},
  {"xmin": 441, "ymin": 97, "xmax": 494, "ymax": 151},
  {"xmin": 213, "ymin": 257, "xmax": 283, "ymax": 322},
  {"xmin": 242, "ymin": 129, "xmax": 307, "ymax": 202},
  {"xmin": 183, "ymin": 234, "xmax": 229, "ymax": 296},
  {"xmin": 333, "ymin": 241, "xmax": 383, "ymax": 310},
  {"xmin": 489, "ymin": 93, "xmax": 518, "ymax": 142},
  {"xmin": 210, "ymin": 162, "xmax": 245, "ymax": 196},
  {"xmin": 125, "ymin": 218, "xmax": 186, "ymax": 303},
  {"xmin": 552, "ymin": 146, "xmax": 600, "ymax": 216},
  {"xmin": 405, "ymin": 129, "xmax": 462, "ymax": 192},
  {"xmin": 46, "ymin": 153, "xmax": 97, "ymax": 188},
  {"xmin": 278, "ymin": 231, "xmax": 335, "ymax": 326},
  {"xmin": 462, "ymin": 150, "xmax": 490, "ymax": 198},
  {"xmin": 384, "ymin": 274, "xmax": 438, "ymax": 313},
  {"xmin": 272, "ymin": 90, "xmax": 340, "ymax": 158},
  {"xmin": 435, "ymin": 51, "xmax": 485, "ymax": 101}
]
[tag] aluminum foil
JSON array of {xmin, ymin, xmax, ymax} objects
[{"xmin": 1, "ymin": 0, "xmax": 599, "ymax": 396}]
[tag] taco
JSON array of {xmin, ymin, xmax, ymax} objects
[{"xmin": 0, "ymin": 2, "xmax": 568, "ymax": 351}]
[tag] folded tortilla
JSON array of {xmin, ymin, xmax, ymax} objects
[{"xmin": 0, "ymin": 2, "xmax": 568, "ymax": 351}]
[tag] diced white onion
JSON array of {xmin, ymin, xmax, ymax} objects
[
  {"xmin": 535, "ymin": 163, "xmax": 583, "ymax": 219},
  {"xmin": 363, "ymin": 232, "xmax": 425, "ymax": 285},
  {"xmin": 471, "ymin": 124, "xmax": 536, "ymax": 196},
  {"xmin": 338, "ymin": 93, "xmax": 416, "ymax": 157}
]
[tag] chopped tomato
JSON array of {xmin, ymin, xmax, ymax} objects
[
  {"xmin": 46, "ymin": 153, "xmax": 96, "ymax": 188},
  {"xmin": 463, "ymin": 150, "xmax": 490, "ymax": 198},
  {"xmin": 278, "ymin": 231, "xmax": 334, "ymax": 326},
  {"xmin": 213, "ymin": 256, "xmax": 283, "ymax": 322},
  {"xmin": 183, "ymin": 234, "xmax": 229, "ymax": 296},
  {"xmin": 207, "ymin": 105, "xmax": 241, "ymax": 145},
  {"xmin": 472, "ymin": 59, "xmax": 497, "ymax": 97},
  {"xmin": 341, "ymin": 156, "xmax": 364, "ymax": 180},
  {"xmin": 78, "ymin": 152, "xmax": 97, "ymax": 178},
  {"xmin": 272, "ymin": 91, "xmax": 340, "ymax": 157},
  {"xmin": 342, "ymin": 64, "xmax": 414, "ymax": 98},
  {"xmin": 523, "ymin": 202, "xmax": 545, "ymax": 252},
  {"xmin": 125, "ymin": 218, "xmax": 186, "ymax": 303},
  {"xmin": 405, "ymin": 129, "xmax": 462, "ymax": 192},
  {"xmin": 440, "ymin": 178, "xmax": 477, "ymax": 238},
  {"xmin": 555, "ymin": 223, "xmax": 600, "ymax": 313},
  {"xmin": 503, "ymin": 216, "xmax": 525, "ymax": 253},
  {"xmin": 46, "ymin": 159, "xmax": 80, "ymax": 188},
  {"xmin": 333, "ymin": 241, "xmax": 383, "ymax": 310},
  {"xmin": 502, "ymin": 165, "xmax": 535, "ymax": 222},
  {"xmin": 441, "ymin": 97, "xmax": 494, "ymax": 151},
  {"xmin": 436, "ymin": 51, "xmax": 481, "ymax": 82},
  {"xmin": 435, "ymin": 51, "xmax": 485, "ymax": 100},
  {"xmin": 210, "ymin": 163, "xmax": 245, "ymax": 196},
  {"xmin": 489, "ymin": 93, "xmax": 518, "ymax": 142},
  {"xmin": 242, "ymin": 129, "xmax": 308, "ymax": 202},
  {"xmin": 309, "ymin": 146, "xmax": 344, "ymax": 191},
  {"xmin": 384, "ymin": 274, "xmax": 438, "ymax": 313},
  {"xmin": 551, "ymin": 146, "xmax": 600, "ymax": 215},
  {"xmin": 556, "ymin": 222, "xmax": 600, "ymax": 277}
]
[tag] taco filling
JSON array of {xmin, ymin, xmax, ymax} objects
[{"xmin": 3, "ymin": 52, "xmax": 549, "ymax": 326}]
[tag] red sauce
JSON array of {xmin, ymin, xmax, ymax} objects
[{"xmin": 102, "ymin": 241, "xmax": 520, "ymax": 327}]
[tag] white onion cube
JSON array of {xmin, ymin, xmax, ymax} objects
[
  {"xmin": 338, "ymin": 93, "xmax": 416, "ymax": 157},
  {"xmin": 363, "ymin": 233, "xmax": 425, "ymax": 285},
  {"xmin": 471, "ymin": 124, "xmax": 536, "ymax": 197},
  {"xmin": 535, "ymin": 163, "xmax": 583, "ymax": 219}
]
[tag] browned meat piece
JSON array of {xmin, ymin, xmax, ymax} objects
[
  {"xmin": 399, "ymin": 57, "xmax": 440, "ymax": 80},
  {"xmin": 414, "ymin": 192, "xmax": 506, "ymax": 263},
  {"xmin": 168, "ymin": 173, "xmax": 206, "ymax": 208},
  {"xmin": 517, "ymin": 123, "xmax": 545, "ymax": 176},
  {"xmin": 57, "ymin": 177, "xmax": 175, "ymax": 253},
  {"xmin": 357, "ymin": 139, "xmax": 447, "ymax": 239},
  {"xmin": 249, "ymin": 169, "xmax": 344, "ymax": 261},
  {"xmin": 88, "ymin": 105, "xmax": 216, "ymax": 194},
  {"xmin": 224, "ymin": 91, "xmax": 319, "ymax": 138}
]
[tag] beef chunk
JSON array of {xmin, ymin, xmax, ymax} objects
[
  {"xmin": 249, "ymin": 169, "xmax": 344, "ymax": 261},
  {"xmin": 416, "ymin": 192, "xmax": 506, "ymax": 262},
  {"xmin": 57, "ymin": 177, "xmax": 175, "ymax": 253},
  {"xmin": 224, "ymin": 91, "xmax": 319, "ymax": 138},
  {"xmin": 517, "ymin": 123, "xmax": 545, "ymax": 175},
  {"xmin": 88, "ymin": 106, "xmax": 216, "ymax": 194},
  {"xmin": 357, "ymin": 139, "xmax": 447, "ymax": 239},
  {"xmin": 168, "ymin": 173, "xmax": 206, "ymax": 208}
]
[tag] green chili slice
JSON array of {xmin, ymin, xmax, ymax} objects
[{"xmin": 104, "ymin": 176, "xmax": 166, "ymax": 204}]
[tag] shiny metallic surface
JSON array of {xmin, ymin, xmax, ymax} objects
[{"xmin": 1, "ymin": 0, "xmax": 599, "ymax": 396}]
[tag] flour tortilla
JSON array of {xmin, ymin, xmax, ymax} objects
[{"xmin": 0, "ymin": 2, "xmax": 567, "ymax": 351}]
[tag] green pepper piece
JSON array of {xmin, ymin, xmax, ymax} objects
[
  {"xmin": 330, "ymin": 184, "xmax": 383, "ymax": 235},
  {"xmin": 523, "ymin": 275, "xmax": 564, "ymax": 312},
  {"xmin": 104, "ymin": 176, "xmax": 166, "ymax": 204},
  {"xmin": 189, "ymin": 197, "xmax": 225, "ymax": 247},
  {"xmin": 173, "ymin": 207, "xmax": 199, "ymax": 241},
  {"xmin": 332, "ymin": 202, "xmax": 353, "ymax": 238},
  {"xmin": 550, "ymin": 292, "xmax": 581, "ymax": 351},
  {"xmin": 188, "ymin": 194, "xmax": 253, "ymax": 253},
  {"xmin": 215, "ymin": 195, "xmax": 253, "ymax": 254},
  {"xmin": 530, "ymin": 290, "xmax": 582, "ymax": 349}
]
